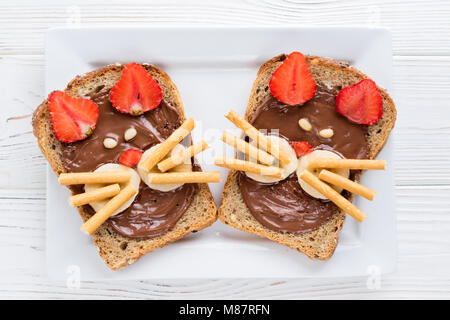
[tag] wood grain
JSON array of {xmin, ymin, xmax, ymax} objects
[
  {"xmin": 1, "ymin": 0, "xmax": 449, "ymax": 299},
  {"xmin": 0, "ymin": 0, "xmax": 450, "ymax": 56}
]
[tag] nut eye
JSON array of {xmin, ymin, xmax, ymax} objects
[
  {"xmin": 319, "ymin": 128, "xmax": 334, "ymax": 139},
  {"xmin": 298, "ymin": 118, "xmax": 312, "ymax": 131},
  {"xmin": 103, "ymin": 138, "xmax": 118, "ymax": 149},
  {"xmin": 124, "ymin": 128, "xmax": 137, "ymax": 141}
]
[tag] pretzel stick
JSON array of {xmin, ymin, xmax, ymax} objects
[
  {"xmin": 80, "ymin": 184, "xmax": 136, "ymax": 235},
  {"xmin": 299, "ymin": 170, "xmax": 367, "ymax": 222},
  {"xmin": 307, "ymin": 158, "xmax": 386, "ymax": 170},
  {"xmin": 318, "ymin": 169, "xmax": 376, "ymax": 201},
  {"xmin": 225, "ymin": 110, "xmax": 291, "ymax": 165},
  {"xmin": 148, "ymin": 172, "xmax": 221, "ymax": 184},
  {"xmin": 214, "ymin": 156, "xmax": 283, "ymax": 178},
  {"xmin": 221, "ymin": 131, "xmax": 275, "ymax": 165},
  {"xmin": 59, "ymin": 171, "xmax": 131, "ymax": 185},
  {"xmin": 140, "ymin": 118, "xmax": 195, "ymax": 171},
  {"xmin": 69, "ymin": 184, "xmax": 121, "ymax": 207},
  {"xmin": 157, "ymin": 140, "xmax": 209, "ymax": 172}
]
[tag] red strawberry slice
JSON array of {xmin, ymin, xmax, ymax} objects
[
  {"xmin": 119, "ymin": 149, "xmax": 143, "ymax": 167},
  {"xmin": 110, "ymin": 63, "xmax": 162, "ymax": 115},
  {"xmin": 48, "ymin": 91, "xmax": 99, "ymax": 143},
  {"xmin": 335, "ymin": 79, "xmax": 383, "ymax": 125},
  {"xmin": 269, "ymin": 52, "xmax": 317, "ymax": 105},
  {"xmin": 291, "ymin": 141, "xmax": 313, "ymax": 158}
]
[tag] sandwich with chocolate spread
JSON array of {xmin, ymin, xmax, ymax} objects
[
  {"xmin": 33, "ymin": 63, "xmax": 218, "ymax": 270},
  {"xmin": 218, "ymin": 53, "xmax": 396, "ymax": 260}
]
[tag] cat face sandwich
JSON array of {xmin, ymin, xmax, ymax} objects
[
  {"xmin": 217, "ymin": 52, "xmax": 396, "ymax": 259},
  {"xmin": 33, "ymin": 63, "xmax": 219, "ymax": 270}
]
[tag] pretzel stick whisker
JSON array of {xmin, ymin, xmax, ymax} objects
[
  {"xmin": 80, "ymin": 184, "xmax": 137, "ymax": 235},
  {"xmin": 141, "ymin": 118, "xmax": 195, "ymax": 171},
  {"xmin": 318, "ymin": 169, "xmax": 376, "ymax": 201},
  {"xmin": 225, "ymin": 110, "xmax": 291, "ymax": 165},
  {"xmin": 157, "ymin": 140, "xmax": 209, "ymax": 172},
  {"xmin": 59, "ymin": 171, "xmax": 131, "ymax": 185},
  {"xmin": 307, "ymin": 158, "xmax": 386, "ymax": 170},
  {"xmin": 221, "ymin": 131, "xmax": 275, "ymax": 165},
  {"xmin": 69, "ymin": 184, "xmax": 121, "ymax": 207},
  {"xmin": 300, "ymin": 170, "xmax": 367, "ymax": 222},
  {"xmin": 214, "ymin": 156, "xmax": 283, "ymax": 178}
]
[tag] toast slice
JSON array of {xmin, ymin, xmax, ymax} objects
[
  {"xmin": 218, "ymin": 54, "xmax": 396, "ymax": 260},
  {"xmin": 33, "ymin": 64, "xmax": 217, "ymax": 270}
]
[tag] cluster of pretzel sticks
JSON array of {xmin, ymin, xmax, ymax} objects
[
  {"xmin": 214, "ymin": 110, "xmax": 386, "ymax": 223},
  {"xmin": 58, "ymin": 117, "xmax": 220, "ymax": 235},
  {"xmin": 299, "ymin": 158, "xmax": 386, "ymax": 223},
  {"xmin": 58, "ymin": 170, "xmax": 136, "ymax": 235},
  {"xmin": 139, "ymin": 118, "xmax": 220, "ymax": 184},
  {"xmin": 214, "ymin": 110, "xmax": 290, "ymax": 176}
]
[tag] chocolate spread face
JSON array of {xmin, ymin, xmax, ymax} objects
[
  {"xmin": 60, "ymin": 88, "xmax": 197, "ymax": 239},
  {"xmin": 239, "ymin": 86, "xmax": 369, "ymax": 233}
]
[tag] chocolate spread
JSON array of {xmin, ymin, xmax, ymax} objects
[
  {"xmin": 60, "ymin": 88, "xmax": 197, "ymax": 239},
  {"xmin": 239, "ymin": 86, "xmax": 369, "ymax": 233}
]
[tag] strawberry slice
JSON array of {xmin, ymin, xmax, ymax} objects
[
  {"xmin": 291, "ymin": 141, "xmax": 313, "ymax": 158},
  {"xmin": 269, "ymin": 52, "xmax": 316, "ymax": 105},
  {"xmin": 110, "ymin": 63, "xmax": 162, "ymax": 115},
  {"xmin": 48, "ymin": 91, "xmax": 99, "ymax": 143},
  {"xmin": 335, "ymin": 79, "xmax": 383, "ymax": 125},
  {"xmin": 119, "ymin": 149, "xmax": 143, "ymax": 167}
]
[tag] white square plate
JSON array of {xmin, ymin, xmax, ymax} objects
[{"xmin": 46, "ymin": 27, "xmax": 396, "ymax": 280}]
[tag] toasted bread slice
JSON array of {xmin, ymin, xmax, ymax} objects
[
  {"xmin": 33, "ymin": 64, "xmax": 217, "ymax": 270},
  {"xmin": 218, "ymin": 55, "xmax": 396, "ymax": 260}
]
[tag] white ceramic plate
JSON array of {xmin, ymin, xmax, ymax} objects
[{"xmin": 46, "ymin": 26, "xmax": 396, "ymax": 280}]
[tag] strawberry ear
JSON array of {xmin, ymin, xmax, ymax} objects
[
  {"xmin": 110, "ymin": 63, "xmax": 163, "ymax": 115},
  {"xmin": 48, "ymin": 91, "xmax": 99, "ymax": 143},
  {"xmin": 269, "ymin": 52, "xmax": 316, "ymax": 105},
  {"xmin": 335, "ymin": 79, "xmax": 383, "ymax": 125}
]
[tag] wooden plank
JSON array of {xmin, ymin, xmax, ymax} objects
[
  {"xmin": 0, "ymin": 55, "xmax": 45, "ymax": 190},
  {"xmin": 0, "ymin": 0, "xmax": 449, "ymax": 56},
  {"xmin": 392, "ymin": 56, "xmax": 450, "ymax": 185}
]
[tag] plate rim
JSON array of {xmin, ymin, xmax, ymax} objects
[{"xmin": 45, "ymin": 25, "xmax": 397, "ymax": 280}]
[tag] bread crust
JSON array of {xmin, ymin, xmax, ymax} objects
[
  {"xmin": 218, "ymin": 54, "xmax": 396, "ymax": 260},
  {"xmin": 33, "ymin": 64, "xmax": 218, "ymax": 270}
]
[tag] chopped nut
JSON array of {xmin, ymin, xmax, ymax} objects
[
  {"xmin": 310, "ymin": 58, "xmax": 319, "ymax": 65},
  {"xmin": 103, "ymin": 138, "xmax": 118, "ymax": 149},
  {"xmin": 298, "ymin": 118, "xmax": 312, "ymax": 131},
  {"xmin": 319, "ymin": 128, "xmax": 334, "ymax": 139},
  {"xmin": 124, "ymin": 128, "xmax": 137, "ymax": 141}
]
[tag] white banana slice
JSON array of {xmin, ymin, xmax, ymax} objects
[
  {"xmin": 245, "ymin": 135, "xmax": 297, "ymax": 184},
  {"xmin": 137, "ymin": 143, "xmax": 192, "ymax": 192},
  {"xmin": 297, "ymin": 149, "xmax": 350, "ymax": 200},
  {"xmin": 84, "ymin": 163, "xmax": 141, "ymax": 216}
]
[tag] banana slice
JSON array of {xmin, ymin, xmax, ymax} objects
[
  {"xmin": 245, "ymin": 135, "xmax": 297, "ymax": 184},
  {"xmin": 137, "ymin": 143, "xmax": 192, "ymax": 192},
  {"xmin": 297, "ymin": 149, "xmax": 350, "ymax": 199},
  {"xmin": 84, "ymin": 163, "xmax": 141, "ymax": 216}
]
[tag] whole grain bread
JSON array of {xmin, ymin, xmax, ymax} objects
[
  {"xmin": 33, "ymin": 64, "xmax": 217, "ymax": 270},
  {"xmin": 218, "ymin": 54, "xmax": 396, "ymax": 260}
]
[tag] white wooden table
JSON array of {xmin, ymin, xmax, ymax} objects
[{"xmin": 1, "ymin": 0, "xmax": 449, "ymax": 299}]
